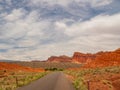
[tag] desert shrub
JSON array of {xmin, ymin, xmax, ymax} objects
[
  {"xmin": 65, "ymin": 66, "xmax": 120, "ymax": 90},
  {"xmin": 45, "ymin": 68, "xmax": 63, "ymax": 71},
  {"xmin": 73, "ymin": 77, "xmax": 87, "ymax": 90}
]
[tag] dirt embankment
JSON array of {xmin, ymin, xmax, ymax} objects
[{"xmin": 0, "ymin": 62, "xmax": 44, "ymax": 72}]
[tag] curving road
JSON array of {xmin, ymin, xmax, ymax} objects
[{"xmin": 16, "ymin": 72, "xmax": 75, "ymax": 90}]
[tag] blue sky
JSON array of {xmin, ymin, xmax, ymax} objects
[{"xmin": 0, "ymin": 0, "xmax": 120, "ymax": 60}]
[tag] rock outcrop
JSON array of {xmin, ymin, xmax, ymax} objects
[
  {"xmin": 83, "ymin": 48, "xmax": 120, "ymax": 68},
  {"xmin": 72, "ymin": 52, "xmax": 96, "ymax": 63},
  {"xmin": 47, "ymin": 55, "xmax": 72, "ymax": 63},
  {"xmin": 46, "ymin": 48, "xmax": 120, "ymax": 68}
]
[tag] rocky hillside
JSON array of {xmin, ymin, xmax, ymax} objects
[
  {"xmin": 47, "ymin": 55, "xmax": 72, "ymax": 63},
  {"xmin": 46, "ymin": 48, "xmax": 120, "ymax": 67},
  {"xmin": 84, "ymin": 48, "xmax": 120, "ymax": 68},
  {"xmin": 72, "ymin": 52, "xmax": 96, "ymax": 63}
]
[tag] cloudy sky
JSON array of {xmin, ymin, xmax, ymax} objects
[{"xmin": 0, "ymin": 0, "xmax": 120, "ymax": 60}]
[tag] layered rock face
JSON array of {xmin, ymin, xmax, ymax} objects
[
  {"xmin": 47, "ymin": 55, "xmax": 72, "ymax": 63},
  {"xmin": 46, "ymin": 48, "xmax": 120, "ymax": 67},
  {"xmin": 72, "ymin": 52, "xmax": 96, "ymax": 64},
  {"xmin": 84, "ymin": 48, "xmax": 120, "ymax": 68},
  {"xmin": 72, "ymin": 48, "xmax": 120, "ymax": 65}
]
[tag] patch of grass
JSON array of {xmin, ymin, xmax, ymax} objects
[
  {"xmin": 73, "ymin": 77, "xmax": 87, "ymax": 90},
  {"xmin": 64, "ymin": 66, "xmax": 120, "ymax": 90},
  {"xmin": 0, "ymin": 71, "xmax": 48, "ymax": 90}
]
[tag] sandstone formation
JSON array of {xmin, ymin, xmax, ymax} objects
[
  {"xmin": 47, "ymin": 55, "xmax": 72, "ymax": 63},
  {"xmin": 46, "ymin": 48, "xmax": 120, "ymax": 68},
  {"xmin": 83, "ymin": 48, "xmax": 120, "ymax": 68},
  {"xmin": 72, "ymin": 52, "xmax": 96, "ymax": 64}
]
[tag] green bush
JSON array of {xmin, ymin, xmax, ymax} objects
[
  {"xmin": 73, "ymin": 78, "xmax": 87, "ymax": 90},
  {"xmin": 45, "ymin": 68, "xmax": 63, "ymax": 71}
]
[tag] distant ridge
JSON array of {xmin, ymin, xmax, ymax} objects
[
  {"xmin": 46, "ymin": 48, "xmax": 120, "ymax": 68},
  {"xmin": 47, "ymin": 55, "xmax": 72, "ymax": 63},
  {"xmin": 0, "ymin": 60, "xmax": 16, "ymax": 62},
  {"xmin": 1, "ymin": 48, "xmax": 120, "ymax": 68},
  {"xmin": 82, "ymin": 48, "xmax": 120, "ymax": 68},
  {"xmin": 0, "ymin": 62, "xmax": 44, "ymax": 72}
]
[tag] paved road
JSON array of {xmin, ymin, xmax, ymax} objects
[{"xmin": 16, "ymin": 72, "xmax": 75, "ymax": 90}]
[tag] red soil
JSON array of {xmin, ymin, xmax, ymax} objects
[
  {"xmin": 84, "ymin": 73, "xmax": 120, "ymax": 90},
  {"xmin": 0, "ymin": 62, "xmax": 44, "ymax": 72},
  {"xmin": 82, "ymin": 48, "xmax": 120, "ymax": 68}
]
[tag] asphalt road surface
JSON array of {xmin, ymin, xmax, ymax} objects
[{"xmin": 16, "ymin": 72, "xmax": 75, "ymax": 90}]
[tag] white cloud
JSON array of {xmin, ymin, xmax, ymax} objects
[
  {"xmin": 0, "ymin": 44, "xmax": 11, "ymax": 49},
  {"xmin": 1, "ymin": 9, "xmax": 49, "ymax": 40},
  {"xmin": 62, "ymin": 13, "xmax": 120, "ymax": 36},
  {"xmin": 4, "ymin": 9, "xmax": 26, "ymax": 22},
  {"xmin": 29, "ymin": 0, "xmax": 72, "ymax": 6},
  {"xmin": 29, "ymin": 0, "xmax": 113, "ymax": 7},
  {"xmin": 0, "ymin": 11, "xmax": 120, "ymax": 60},
  {"xmin": 55, "ymin": 21, "xmax": 67, "ymax": 31},
  {"xmin": 52, "ymin": 13, "xmax": 120, "ymax": 53},
  {"xmin": 90, "ymin": 0, "xmax": 113, "ymax": 7},
  {"xmin": 0, "ymin": 0, "xmax": 119, "ymax": 61}
]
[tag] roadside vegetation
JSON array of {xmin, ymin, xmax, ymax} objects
[
  {"xmin": 0, "ymin": 71, "xmax": 48, "ymax": 90},
  {"xmin": 12, "ymin": 62, "xmax": 82, "ymax": 69},
  {"xmin": 45, "ymin": 68, "xmax": 64, "ymax": 71},
  {"xmin": 64, "ymin": 66, "xmax": 120, "ymax": 90}
]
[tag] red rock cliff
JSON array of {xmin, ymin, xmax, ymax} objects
[
  {"xmin": 72, "ymin": 52, "xmax": 96, "ymax": 63},
  {"xmin": 47, "ymin": 55, "xmax": 72, "ymax": 63},
  {"xmin": 84, "ymin": 48, "xmax": 120, "ymax": 68}
]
